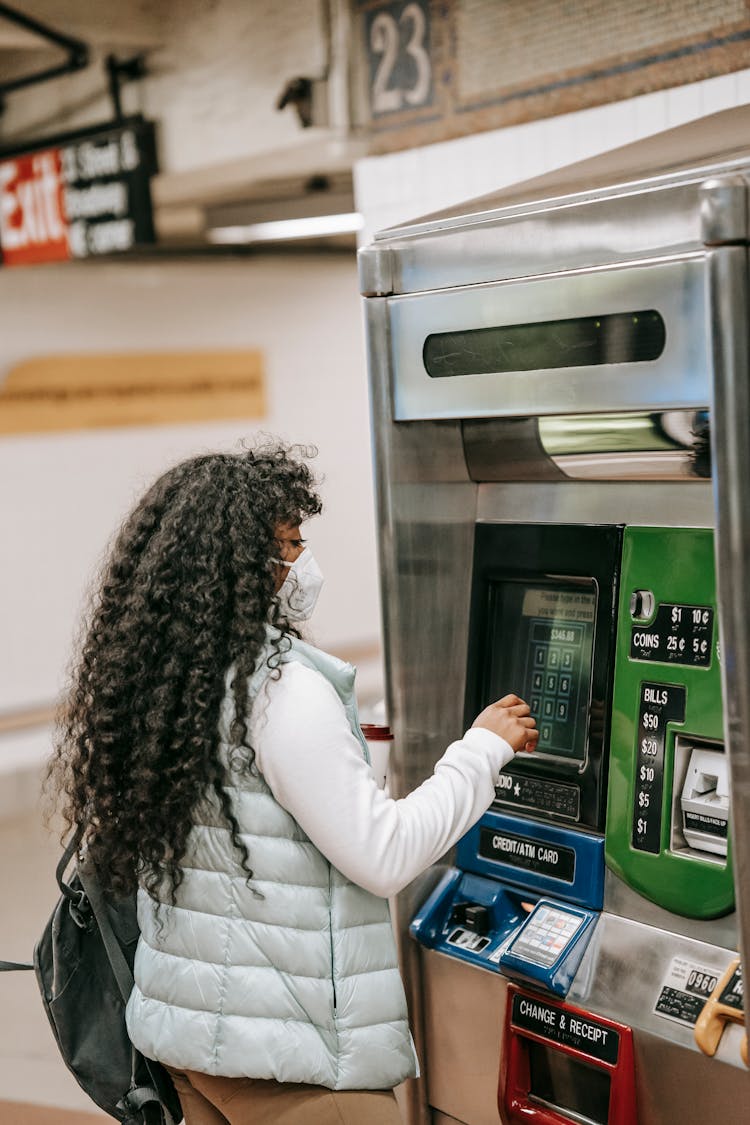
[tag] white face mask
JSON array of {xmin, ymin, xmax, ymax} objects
[{"xmin": 275, "ymin": 547, "xmax": 324, "ymax": 621}]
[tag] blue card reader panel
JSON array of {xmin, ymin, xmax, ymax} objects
[
  {"xmin": 410, "ymin": 871, "xmax": 598, "ymax": 997},
  {"xmin": 456, "ymin": 809, "xmax": 605, "ymax": 910},
  {"xmin": 498, "ymin": 899, "xmax": 597, "ymax": 996}
]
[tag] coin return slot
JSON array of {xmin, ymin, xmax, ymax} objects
[{"xmin": 670, "ymin": 737, "xmax": 728, "ymax": 864}]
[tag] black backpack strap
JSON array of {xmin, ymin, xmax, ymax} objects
[
  {"xmin": 1, "ymin": 828, "xmax": 85, "ymax": 972},
  {"xmin": 55, "ymin": 825, "xmax": 85, "ymax": 896},
  {"xmin": 76, "ymin": 855, "xmax": 135, "ymax": 1004},
  {"xmin": 117, "ymin": 1082, "xmax": 173, "ymax": 1124}
]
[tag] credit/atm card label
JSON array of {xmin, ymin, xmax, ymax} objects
[
  {"xmin": 494, "ymin": 773, "xmax": 580, "ymax": 820},
  {"xmin": 630, "ymin": 603, "xmax": 713, "ymax": 667},
  {"xmin": 479, "ymin": 827, "xmax": 576, "ymax": 882},
  {"xmin": 631, "ymin": 682, "xmax": 686, "ymax": 854},
  {"xmin": 719, "ymin": 965, "xmax": 744, "ymax": 1012},
  {"xmin": 654, "ymin": 957, "xmax": 719, "ymax": 1025},
  {"xmin": 511, "ymin": 992, "xmax": 620, "ymax": 1065}
]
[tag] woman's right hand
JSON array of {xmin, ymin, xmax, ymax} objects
[{"xmin": 471, "ymin": 693, "xmax": 539, "ymax": 754}]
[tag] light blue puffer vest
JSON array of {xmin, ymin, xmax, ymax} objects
[{"xmin": 125, "ymin": 633, "xmax": 418, "ymax": 1089}]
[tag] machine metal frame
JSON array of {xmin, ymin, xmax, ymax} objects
[{"xmin": 360, "ymin": 106, "xmax": 750, "ymax": 1124}]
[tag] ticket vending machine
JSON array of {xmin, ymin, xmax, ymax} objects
[
  {"xmin": 410, "ymin": 524, "xmax": 621, "ymax": 994},
  {"xmin": 360, "ymin": 106, "xmax": 750, "ymax": 1125}
]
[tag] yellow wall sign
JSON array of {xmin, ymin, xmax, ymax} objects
[{"xmin": 0, "ymin": 350, "xmax": 266, "ymax": 434}]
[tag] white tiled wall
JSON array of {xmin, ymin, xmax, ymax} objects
[
  {"xmin": 0, "ymin": 255, "xmax": 380, "ymax": 723},
  {"xmin": 354, "ymin": 67, "xmax": 750, "ymax": 241}
]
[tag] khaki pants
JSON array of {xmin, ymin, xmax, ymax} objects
[{"xmin": 165, "ymin": 1066, "xmax": 403, "ymax": 1125}]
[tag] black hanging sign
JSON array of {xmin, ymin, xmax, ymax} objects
[{"xmin": 0, "ymin": 117, "xmax": 158, "ymax": 266}]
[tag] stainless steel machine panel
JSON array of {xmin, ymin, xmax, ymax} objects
[
  {"xmin": 363, "ymin": 113, "xmax": 750, "ymax": 1125},
  {"xmin": 389, "ymin": 257, "xmax": 707, "ymax": 420}
]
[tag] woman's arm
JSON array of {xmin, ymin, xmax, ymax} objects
[{"xmin": 250, "ymin": 662, "xmax": 515, "ymax": 898}]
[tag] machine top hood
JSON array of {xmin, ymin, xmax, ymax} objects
[
  {"xmin": 360, "ymin": 105, "xmax": 750, "ymax": 297},
  {"xmin": 377, "ymin": 104, "xmax": 750, "ymax": 240}
]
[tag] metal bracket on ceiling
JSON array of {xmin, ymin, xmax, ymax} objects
[
  {"xmin": 0, "ymin": 1, "xmax": 89, "ymax": 115},
  {"xmin": 105, "ymin": 53, "xmax": 147, "ymax": 122}
]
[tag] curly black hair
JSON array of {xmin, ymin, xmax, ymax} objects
[{"xmin": 47, "ymin": 440, "xmax": 322, "ymax": 901}]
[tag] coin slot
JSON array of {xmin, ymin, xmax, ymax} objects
[{"xmin": 629, "ymin": 589, "xmax": 655, "ymax": 620}]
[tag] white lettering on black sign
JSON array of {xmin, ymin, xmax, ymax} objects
[
  {"xmin": 719, "ymin": 965, "xmax": 744, "ymax": 1012},
  {"xmin": 654, "ymin": 956, "xmax": 717, "ymax": 1026},
  {"xmin": 511, "ymin": 992, "xmax": 619, "ymax": 1065},
  {"xmin": 631, "ymin": 682, "xmax": 686, "ymax": 854},
  {"xmin": 630, "ymin": 603, "xmax": 713, "ymax": 667},
  {"xmin": 684, "ymin": 811, "xmax": 728, "ymax": 838},
  {"xmin": 60, "ymin": 120, "xmax": 157, "ymax": 257},
  {"xmin": 493, "ymin": 773, "xmax": 580, "ymax": 821},
  {"xmin": 479, "ymin": 827, "xmax": 575, "ymax": 882}
]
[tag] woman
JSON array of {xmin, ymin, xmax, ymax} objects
[{"xmin": 49, "ymin": 442, "xmax": 538, "ymax": 1125}]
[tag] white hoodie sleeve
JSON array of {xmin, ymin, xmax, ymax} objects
[{"xmin": 249, "ymin": 661, "xmax": 515, "ymax": 898}]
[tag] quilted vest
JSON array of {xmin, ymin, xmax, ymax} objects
[{"xmin": 125, "ymin": 632, "xmax": 418, "ymax": 1090}]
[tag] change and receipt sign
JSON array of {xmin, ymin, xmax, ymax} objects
[{"xmin": 0, "ymin": 119, "xmax": 157, "ymax": 266}]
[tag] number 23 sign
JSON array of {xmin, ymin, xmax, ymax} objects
[{"xmin": 364, "ymin": 0, "xmax": 433, "ymax": 116}]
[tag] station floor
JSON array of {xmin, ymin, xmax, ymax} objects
[{"xmin": 0, "ymin": 806, "xmax": 108, "ymax": 1122}]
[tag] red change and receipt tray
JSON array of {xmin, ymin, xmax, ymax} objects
[{"xmin": 500, "ymin": 984, "xmax": 637, "ymax": 1125}]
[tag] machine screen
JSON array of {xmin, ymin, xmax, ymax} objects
[
  {"xmin": 509, "ymin": 904, "xmax": 585, "ymax": 968},
  {"xmin": 528, "ymin": 1042, "xmax": 611, "ymax": 1124},
  {"xmin": 486, "ymin": 583, "xmax": 596, "ymax": 762}
]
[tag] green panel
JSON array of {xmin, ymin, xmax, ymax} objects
[{"xmin": 605, "ymin": 527, "xmax": 733, "ymax": 919}]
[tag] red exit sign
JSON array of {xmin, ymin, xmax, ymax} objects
[{"xmin": 0, "ymin": 148, "xmax": 70, "ymax": 266}]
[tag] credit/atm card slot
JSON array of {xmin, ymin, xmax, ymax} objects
[
  {"xmin": 410, "ymin": 869, "xmax": 596, "ymax": 996},
  {"xmin": 409, "ymin": 869, "xmax": 533, "ymax": 973}
]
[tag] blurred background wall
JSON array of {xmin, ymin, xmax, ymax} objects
[{"xmin": 3, "ymin": 0, "xmax": 750, "ymax": 1119}]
